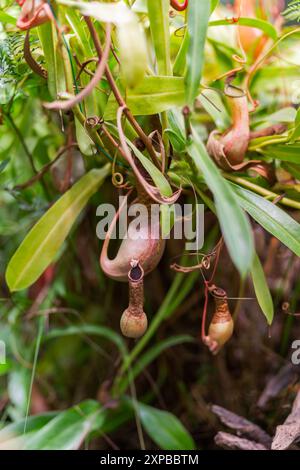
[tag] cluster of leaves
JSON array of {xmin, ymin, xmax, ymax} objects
[{"xmin": 0, "ymin": 0, "xmax": 299, "ymax": 450}]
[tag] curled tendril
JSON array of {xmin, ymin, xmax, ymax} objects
[
  {"xmin": 174, "ymin": 25, "xmax": 186, "ymax": 37},
  {"xmin": 85, "ymin": 116, "xmax": 104, "ymax": 131},
  {"xmin": 44, "ymin": 24, "xmax": 112, "ymax": 111},
  {"xmin": 149, "ymin": 130, "xmax": 166, "ymax": 173},
  {"xmin": 75, "ymin": 58, "xmax": 98, "ymax": 81},
  {"xmin": 117, "ymin": 106, "xmax": 181, "ymax": 205}
]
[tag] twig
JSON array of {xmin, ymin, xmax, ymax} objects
[
  {"xmin": 272, "ymin": 390, "xmax": 300, "ymax": 450},
  {"xmin": 117, "ymin": 106, "xmax": 181, "ymax": 204},
  {"xmin": 24, "ymin": 31, "xmax": 48, "ymax": 79},
  {"xmin": 4, "ymin": 112, "xmax": 38, "ymax": 174},
  {"xmin": 224, "ymin": 172, "xmax": 300, "ymax": 210},
  {"xmin": 75, "ymin": 57, "xmax": 98, "ymax": 80},
  {"xmin": 84, "ymin": 16, "xmax": 159, "ymax": 166},
  {"xmin": 215, "ymin": 431, "xmax": 268, "ymax": 450},
  {"xmin": 45, "ymin": 24, "xmax": 112, "ymax": 111},
  {"xmin": 212, "ymin": 405, "xmax": 272, "ymax": 447},
  {"xmin": 249, "ymin": 123, "xmax": 287, "ymax": 140},
  {"xmin": 13, "ymin": 144, "xmax": 78, "ymax": 191}
]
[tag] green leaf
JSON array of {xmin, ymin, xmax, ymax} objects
[
  {"xmin": 211, "ymin": 0, "xmax": 219, "ymax": 12},
  {"xmin": 6, "ymin": 165, "xmax": 110, "ymax": 291},
  {"xmin": 137, "ymin": 403, "xmax": 196, "ymax": 450},
  {"xmin": 209, "ymin": 17, "xmax": 278, "ymax": 42},
  {"xmin": 8, "ymin": 368, "xmax": 31, "ymax": 415},
  {"xmin": 24, "ymin": 400, "xmax": 103, "ymax": 450},
  {"xmin": 173, "ymin": 28, "xmax": 189, "ymax": 77},
  {"xmin": 126, "ymin": 140, "xmax": 172, "ymax": 197},
  {"xmin": 290, "ymin": 107, "xmax": 300, "ymax": 142},
  {"xmin": 65, "ymin": 8, "xmax": 93, "ymax": 57},
  {"xmin": 251, "ymin": 253, "xmax": 274, "ymax": 325},
  {"xmin": 61, "ymin": 0, "xmax": 147, "ymax": 88},
  {"xmin": 44, "ymin": 324, "xmax": 126, "ymax": 356},
  {"xmin": 37, "ymin": 23, "xmax": 58, "ymax": 99},
  {"xmin": 185, "ymin": 0, "xmax": 211, "ymax": 106},
  {"xmin": 147, "ymin": 0, "xmax": 172, "ymax": 75},
  {"xmin": 283, "ymin": 162, "xmax": 300, "ymax": 180},
  {"xmin": 198, "ymin": 89, "xmax": 231, "ymax": 129},
  {"xmin": 166, "ymin": 109, "xmax": 187, "ymax": 152},
  {"xmin": 263, "ymin": 144, "xmax": 300, "ymax": 163},
  {"xmin": 118, "ymin": 335, "xmax": 193, "ymax": 393},
  {"xmin": 104, "ymin": 122, "xmax": 173, "ymax": 197},
  {"xmin": 0, "ymin": 11, "xmax": 17, "ymax": 25},
  {"xmin": 173, "ymin": 0, "xmax": 219, "ymax": 78},
  {"xmin": 0, "ymin": 413, "xmax": 57, "ymax": 450},
  {"xmin": 116, "ymin": 16, "xmax": 147, "ymax": 88},
  {"xmin": 104, "ymin": 76, "xmax": 192, "ymax": 118},
  {"xmin": 187, "ymin": 129, "xmax": 254, "ymax": 277},
  {"xmin": 283, "ymin": 1, "xmax": 300, "ymax": 22},
  {"xmin": 232, "ymin": 184, "xmax": 300, "ymax": 257},
  {"xmin": 0, "ymin": 158, "xmax": 10, "ymax": 173},
  {"xmin": 265, "ymin": 107, "xmax": 297, "ymax": 123}
]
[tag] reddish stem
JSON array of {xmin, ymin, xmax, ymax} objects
[
  {"xmin": 84, "ymin": 17, "xmax": 159, "ymax": 167},
  {"xmin": 201, "ymin": 281, "xmax": 209, "ymax": 342},
  {"xmin": 201, "ymin": 239, "xmax": 223, "ymax": 342},
  {"xmin": 45, "ymin": 24, "xmax": 111, "ymax": 110}
]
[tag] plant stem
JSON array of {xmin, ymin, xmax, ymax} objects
[
  {"xmin": 248, "ymin": 136, "xmax": 288, "ymax": 151},
  {"xmin": 224, "ymin": 173, "xmax": 300, "ymax": 210},
  {"xmin": 84, "ymin": 17, "xmax": 159, "ymax": 167},
  {"xmin": 5, "ymin": 113, "xmax": 37, "ymax": 174},
  {"xmin": 5, "ymin": 112, "xmax": 51, "ymax": 199}
]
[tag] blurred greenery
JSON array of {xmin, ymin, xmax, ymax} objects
[{"xmin": 0, "ymin": 0, "xmax": 300, "ymax": 451}]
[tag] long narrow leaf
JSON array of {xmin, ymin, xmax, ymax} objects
[
  {"xmin": 147, "ymin": 0, "xmax": 172, "ymax": 75},
  {"xmin": 187, "ymin": 129, "xmax": 254, "ymax": 276},
  {"xmin": 251, "ymin": 253, "xmax": 274, "ymax": 325},
  {"xmin": 137, "ymin": 403, "xmax": 196, "ymax": 450},
  {"xmin": 185, "ymin": 0, "xmax": 210, "ymax": 106},
  {"xmin": 209, "ymin": 17, "xmax": 277, "ymax": 42},
  {"xmin": 6, "ymin": 165, "xmax": 110, "ymax": 291},
  {"xmin": 104, "ymin": 76, "xmax": 190, "ymax": 118},
  {"xmin": 232, "ymin": 184, "xmax": 300, "ymax": 257},
  {"xmin": 24, "ymin": 401, "xmax": 103, "ymax": 450}
]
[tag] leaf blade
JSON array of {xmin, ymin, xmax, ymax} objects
[
  {"xmin": 187, "ymin": 129, "xmax": 254, "ymax": 276},
  {"xmin": 6, "ymin": 165, "xmax": 110, "ymax": 291},
  {"xmin": 147, "ymin": 0, "xmax": 172, "ymax": 76},
  {"xmin": 137, "ymin": 403, "xmax": 196, "ymax": 450},
  {"xmin": 24, "ymin": 400, "xmax": 103, "ymax": 450},
  {"xmin": 232, "ymin": 184, "xmax": 300, "ymax": 257},
  {"xmin": 209, "ymin": 17, "xmax": 278, "ymax": 41},
  {"xmin": 104, "ymin": 76, "xmax": 188, "ymax": 118},
  {"xmin": 251, "ymin": 253, "xmax": 274, "ymax": 325},
  {"xmin": 185, "ymin": 0, "xmax": 211, "ymax": 106}
]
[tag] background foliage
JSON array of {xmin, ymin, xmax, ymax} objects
[{"xmin": 0, "ymin": 0, "xmax": 300, "ymax": 451}]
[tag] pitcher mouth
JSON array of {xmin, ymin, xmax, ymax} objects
[{"xmin": 16, "ymin": 3, "xmax": 48, "ymax": 31}]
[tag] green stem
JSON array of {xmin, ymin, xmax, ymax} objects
[
  {"xmin": 248, "ymin": 136, "xmax": 288, "ymax": 151},
  {"xmin": 194, "ymin": 186, "xmax": 217, "ymax": 215},
  {"xmin": 224, "ymin": 173, "xmax": 300, "ymax": 210},
  {"xmin": 5, "ymin": 113, "xmax": 37, "ymax": 174},
  {"xmin": 161, "ymin": 111, "xmax": 169, "ymax": 157},
  {"xmin": 280, "ymin": 270, "xmax": 300, "ymax": 356},
  {"xmin": 173, "ymin": 27, "xmax": 189, "ymax": 76}
]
